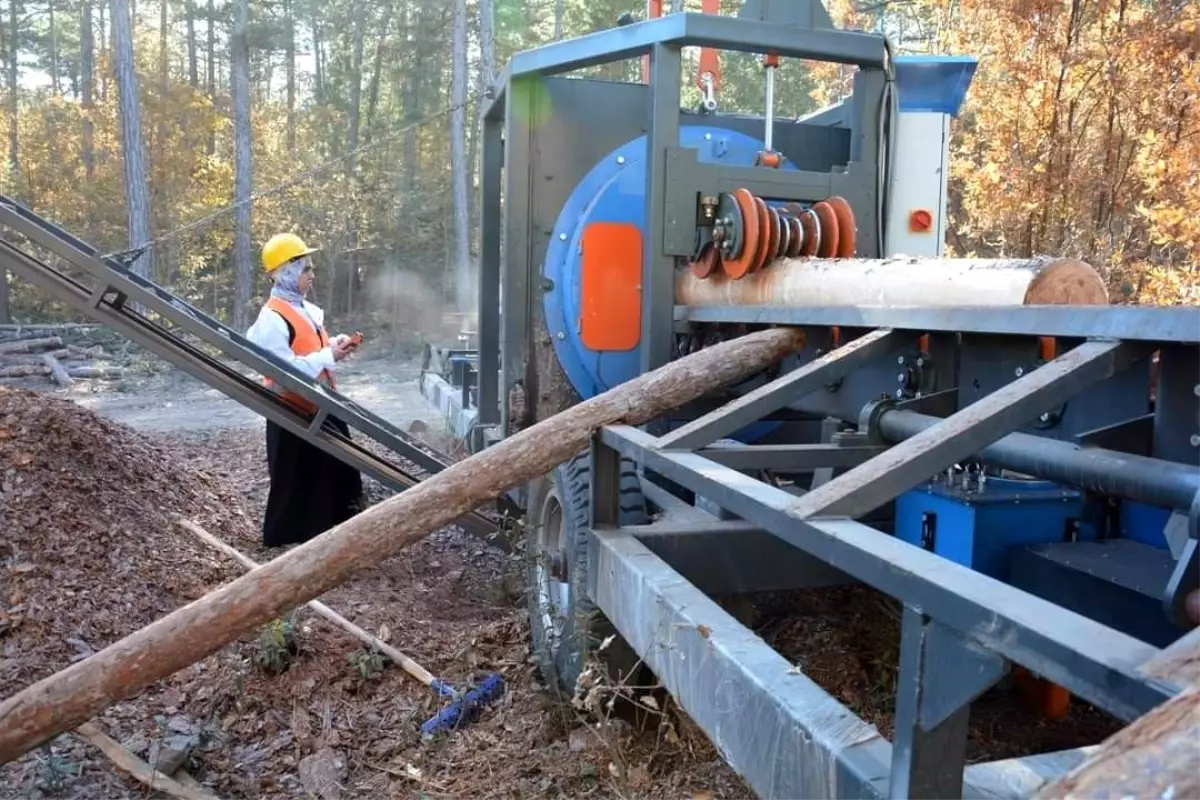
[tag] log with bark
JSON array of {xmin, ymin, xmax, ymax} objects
[
  {"xmin": 0, "ymin": 326, "xmax": 807, "ymax": 763},
  {"xmin": 40, "ymin": 353, "xmax": 75, "ymax": 387},
  {"xmin": 675, "ymin": 255, "xmax": 1110, "ymax": 308},
  {"xmin": 1032, "ymin": 627, "xmax": 1200, "ymax": 799},
  {"xmin": 0, "ymin": 335, "xmax": 63, "ymax": 355}
]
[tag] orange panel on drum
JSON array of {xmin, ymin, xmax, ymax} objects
[{"xmin": 580, "ymin": 222, "xmax": 643, "ymax": 352}]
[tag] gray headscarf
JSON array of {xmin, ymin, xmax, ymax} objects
[{"xmin": 270, "ymin": 257, "xmax": 309, "ymax": 305}]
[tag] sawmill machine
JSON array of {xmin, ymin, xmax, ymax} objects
[{"xmin": 421, "ymin": 0, "xmax": 1200, "ymax": 797}]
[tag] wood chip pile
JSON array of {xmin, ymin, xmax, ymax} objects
[{"xmin": 0, "ymin": 385, "xmax": 254, "ymax": 692}]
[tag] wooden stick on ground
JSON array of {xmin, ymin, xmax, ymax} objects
[
  {"xmin": 73, "ymin": 721, "xmax": 222, "ymax": 800},
  {"xmin": 176, "ymin": 518, "xmax": 442, "ymax": 687},
  {"xmin": 1032, "ymin": 627, "xmax": 1200, "ymax": 799},
  {"xmin": 0, "ymin": 326, "xmax": 807, "ymax": 763}
]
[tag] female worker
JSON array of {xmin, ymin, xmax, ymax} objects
[{"xmin": 246, "ymin": 232, "xmax": 365, "ymax": 548}]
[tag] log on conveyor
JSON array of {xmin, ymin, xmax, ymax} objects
[
  {"xmin": 1033, "ymin": 626, "xmax": 1200, "ymax": 800},
  {"xmin": 0, "ymin": 325, "xmax": 808, "ymax": 763},
  {"xmin": 676, "ymin": 255, "xmax": 1110, "ymax": 308}
]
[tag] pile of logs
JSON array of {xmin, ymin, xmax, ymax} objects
[{"xmin": 0, "ymin": 324, "xmax": 125, "ymax": 386}]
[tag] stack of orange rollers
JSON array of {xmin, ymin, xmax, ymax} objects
[{"xmin": 691, "ymin": 189, "xmax": 857, "ymax": 279}]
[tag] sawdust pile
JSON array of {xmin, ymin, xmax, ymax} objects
[{"xmin": 0, "ymin": 386, "xmax": 253, "ymax": 692}]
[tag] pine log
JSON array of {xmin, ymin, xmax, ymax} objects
[
  {"xmin": 0, "ymin": 349, "xmax": 72, "ymax": 364},
  {"xmin": 1032, "ymin": 627, "xmax": 1200, "ymax": 799},
  {"xmin": 0, "ymin": 336, "xmax": 64, "ymax": 354},
  {"xmin": 40, "ymin": 353, "xmax": 75, "ymax": 387},
  {"xmin": 0, "ymin": 326, "xmax": 807, "ymax": 763},
  {"xmin": 0, "ymin": 364, "xmax": 51, "ymax": 378},
  {"xmin": 676, "ymin": 256, "xmax": 1110, "ymax": 308},
  {"xmin": 67, "ymin": 366, "xmax": 124, "ymax": 380},
  {"xmin": 74, "ymin": 721, "xmax": 223, "ymax": 800}
]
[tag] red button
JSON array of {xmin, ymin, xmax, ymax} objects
[{"xmin": 909, "ymin": 209, "xmax": 933, "ymax": 233}]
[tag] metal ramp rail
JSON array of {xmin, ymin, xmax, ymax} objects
[{"xmin": 0, "ymin": 195, "xmax": 497, "ymax": 541}]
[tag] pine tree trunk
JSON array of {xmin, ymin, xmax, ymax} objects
[
  {"xmin": 205, "ymin": 0, "xmax": 215, "ymax": 155},
  {"xmin": 111, "ymin": 0, "xmax": 154, "ymax": 281},
  {"xmin": 48, "ymin": 0, "xmax": 60, "ymax": 94},
  {"xmin": 81, "ymin": 0, "xmax": 96, "ymax": 178},
  {"xmin": 231, "ymin": 0, "xmax": 252, "ymax": 329},
  {"xmin": 450, "ymin": 0, "xmax": 471, "ymax": 314},
  {"xmin": 284, "ymin": 0, "xmax": 295, "ymax": 152},
  {"xmin": 185, "ymin": 0, "xmax": 197, "ymax": 87},
  {"xmin": 0, "ymin": 327, "xmax": 807, "ymax": 763}
]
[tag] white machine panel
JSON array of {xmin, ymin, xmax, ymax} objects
[{"xmin": 885, "ymin": 111, "xmax": 951, "ymax": 258}]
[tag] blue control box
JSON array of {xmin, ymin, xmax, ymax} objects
[{"xmin": 894, "ymin": 475, "xmax": 1090, "ymax": 580}]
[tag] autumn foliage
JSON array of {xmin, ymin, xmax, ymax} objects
[{"xmin": 0, "ymin": 0, "xmax": 1196, "ymax": 325}]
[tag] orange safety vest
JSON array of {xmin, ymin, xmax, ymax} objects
[{"xmin": 262, "ymin": 296, "xmax": 335, "ymax": 415}]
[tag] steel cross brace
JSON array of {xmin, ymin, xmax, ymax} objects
[
  {"xmin": 657, "ymin": 328, "xmax": 911, "ymax": 450},
  {"xmin": 791, "ymin": 338, "xmax": 1150, "ymax": 519},
  {"xmin": 599, "ymin": 425, "xmax": 1174, "ymax": 721}
]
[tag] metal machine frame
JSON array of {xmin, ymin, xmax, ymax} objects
[{"xmin": 458, "ymin": 4, "xmax": 1200, "ymax": 799}]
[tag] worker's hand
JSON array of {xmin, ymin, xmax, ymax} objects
[{"xmin": 332, "ymin": 340, "xmax": 354, "ymax": 362}]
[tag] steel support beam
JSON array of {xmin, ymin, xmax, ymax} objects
[
  {"xmin": 477, "ymin": 114, "xmax": 503, "ymax": 428},
  {"xmin": 658, "ymin": 328, "xmax": 908, "ymax": 449},
  {"xmin": 625, "ymin": 518, "xmax": 850, "ymax": 595},
  {"xmin": 675, "ymin": 305, "xmax": 1200, "ymax": 345},
  {"xmin": 599, "ymin": 425, "xmax": 1173, "ymax": 721},
  {"xmin": 503, "ymin": 13, "xmax": 886, "ymax": 81},
  {"xmin": 587, "ymin": 529, "xmax": 892, "ymax": 800},
  {"xmin": 791, "ymin": 339, "xmax": 1148, "ymax": 520},
  {"xmin": 640, "ymin": 43, "xmax": 681, "ymax": 376},
  {"xmin": 695, "ymin": 443, "xmax": 885, "ymax": 472},
  {"xmin": 588, "ymin": 526, "xmax": 1105, "ymax": 800}
]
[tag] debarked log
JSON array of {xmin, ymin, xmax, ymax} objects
[{"xmin": 676, "ymin": 255, "xmax": 1110, "ymax": 308}]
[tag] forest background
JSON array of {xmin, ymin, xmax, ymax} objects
[{"xmin": 0, "ymin": 0, "xmax": 1194, "ymax": 332}]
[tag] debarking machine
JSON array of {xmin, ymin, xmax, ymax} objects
[{"xmin": 421, "ymin": 0, "xmax": 1200, "ymax": 797}]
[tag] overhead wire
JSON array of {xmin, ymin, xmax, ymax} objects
[{"xmin": 103, "ymin": 91, "xmax": 484, "ymax": 265}]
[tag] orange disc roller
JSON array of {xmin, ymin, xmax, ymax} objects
[
  {"xmin": 812, "ymin": 200, "xmax": 840, "ymax": 258},
  {"xmin": 764, "ymin": 205, "xmax": 781, "ymax": 268},
  {"xmin": 750, "ymin": 195, "xmax": 772, "ymax": 273},
  {"xmin": 800, "ymin": 209, "xmax": 820, "ymax": 256},
  {"xmin": 721, "ymin": 188, "xmax": 760, "ymax": 279},
  {"xmin": 824, "ymin": 196, "xmax": 857, "ymax": 258},
  {"xmin": 776, "ymin": 208, "xmax": 791, "ymax": 259},
  {"xmin": 690, "ymin": 242, "xmax": 720, "ymax": 278}
]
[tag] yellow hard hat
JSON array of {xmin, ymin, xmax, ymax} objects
[{"xmin": 262, "ymin": 232, "xmax": 319, "ymax": 273}]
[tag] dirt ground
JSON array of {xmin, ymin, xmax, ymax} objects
[{"xmin": 0, "ymin": 336, "xmax": 1125, "ymax": 799}]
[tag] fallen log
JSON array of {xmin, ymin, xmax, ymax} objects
[
  {"xmin": 676, "ymin": 255, "xmax": 1110, "ymax": 307},
  {"xmin": 40, "ymin": 353, "xmax": 75, "ymax": 387},
  {"xmin": 1033, "ymin": 627, "xmax": 1200, "ymax": 799},
  {"xmin": 74, "ymin": 721, "xmax": 222, "ymax": 800},
  {"xmin": 0, "ymin": 335, "xmax": 64, "ymax": 355},
  {"xmin": 0, "ymin": 325, "xmax": 806, "ymax": 763},
  {"xmin": 0, "ymin": 364, "xmax": 50, "ymax": 378},
  {"xmin": 67, "ymin": 366, "xmax": 124, "ymax": 380}
]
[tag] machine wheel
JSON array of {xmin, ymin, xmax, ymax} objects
[{"xmin": 525, "ymin": 451, "xmax": 650, "ymax": 696}]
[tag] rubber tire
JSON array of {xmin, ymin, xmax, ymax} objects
[{"xmin": 525, "ymin": 451, "xmax": 650, "ymax": 695}]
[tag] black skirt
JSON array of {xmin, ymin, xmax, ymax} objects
[{"xmin": 262, "ymin": 416, "xmax": 364, "ymax": 548}]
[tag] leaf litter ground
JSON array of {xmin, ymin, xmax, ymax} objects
[{"xmin": 0, "ymin": 383, "xmax": 1123, "ymax": 799}]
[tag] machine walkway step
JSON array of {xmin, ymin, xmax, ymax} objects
[{"xmin": 0, "ymin": 196, "xmax": 497, "ymax": 541}]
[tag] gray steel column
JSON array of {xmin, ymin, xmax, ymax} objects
[
  {"xmin": 640, "ymin": 43, "xmax": 682, "ymax": 376},
  {"xmin": 501, "ymin": 79, "xmax": 534, "ymax": 437},
  {"xmin": 477, "ymin": 114, "xmax": 503, "ymax": 427}
]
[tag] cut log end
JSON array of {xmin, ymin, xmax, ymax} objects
[{"xmin": 1023, "ymin": 258, "xmax": 1110, "ymax": 305}]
